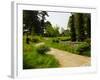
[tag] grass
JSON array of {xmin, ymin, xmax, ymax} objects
[
  {"xmin": 58, "ymin": 36, "xmax": 71, "ymax": 41},
  {"xmin": 43, "ymin": 37, "xmax": 91, "ymax": 57},
  {"xmin": 23, "ymin": 51, "xmax": 59, "ymax": 69},
  {"xmin": 23, "ymin": 36, "xmax": 60, "ymax": 69},
  {"xmin": 44, "ymin": 38, "xmax": 76, "ymax": 53},
  {"xmin": 23, "ymin": 35, "xmax": 90, "ymax": 69}
]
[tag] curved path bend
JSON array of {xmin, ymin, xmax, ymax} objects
[{"xmin": 47, "ymin": 48, "xmax": 91, "ymax": 67}]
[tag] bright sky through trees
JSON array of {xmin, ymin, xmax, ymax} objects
[{"xmin": 46, "ymin": 12, "xmax": 71, "ymax": 32}]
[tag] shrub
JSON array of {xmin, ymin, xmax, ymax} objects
[
  {"xmin": 60, "ymin": 38, "xmax": 70, "ymax": 41},
  {"xmin": 26, "ymin": 37, "xmax": 31, "ymax": 44},
  {"xmin": 36, "ymin": 45, "xmax": 50, "ymax": 55},
  {"xmin": 32, "ymin": 36, "xmax": 41, "ymax": 43},
  {"xmin": 52, "ymin": 38, "xmax": 59, "ymax": 43},
  {"xmin": 84, "ymin": 38, "xmax": 91, "ymax": 46},
  {"xmin": 60, "ymin": 37, "xmax": 71, "ymax": 41},
  {"xmin": 76, "ymin": 42, "xmax": 90, "ymax": 56},
  {"xmin": 23, "ymin": 44, "xmax": 33, "ymax": 52}
]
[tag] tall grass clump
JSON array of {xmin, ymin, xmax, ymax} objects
[
  {"xmin": 23, "ymin": 41, "xmax": 59, "ymax": 69},
  {"xmin": 23, "ymin": 51, "xmax": 60, "ymax": 69}
]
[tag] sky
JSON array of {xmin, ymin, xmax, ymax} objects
[{"xmin": 46, "ymin": 11, "xmax": 71, "ymax": 33}]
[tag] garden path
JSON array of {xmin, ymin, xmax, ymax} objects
[
  {"xmin": 35, "ymin": 42, "xmax": 45, "ymax": 47},
  {"xmin": 35, "ymin": 42, "xmax": 91, "ymax": 67},
  {"xmin": 47, "ymin": 48, "xmax": 91, "ymax": 67}
]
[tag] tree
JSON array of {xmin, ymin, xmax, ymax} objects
[
  {"xmin": 44, "ymin": 21, "xmax": 53, "ymax": 37},
  {"xmin": 44, "ymin": 21, "xmax": 60, "ymax": 37},
  {"xmin": 53, "ymin": 26, "xmax": 60, "ymax": 37},
  {"xmin": 73, "ymin": 13, "xmax": 85, "ymax": 41},
  {"xmin": 61, "ymin": 29, "xmax": 70, "ymax": 36},
  {"xmin": 23, "ymin": 10, "xmax": 42, "ymax": 35},
  {"xmin": 61, "ymin": 27, "xmax": 65, "ymax": 34},
  {"xmin": 68, "ymin": 14, "xmax": 76, "ymax": 41},
  {"xmin": 23, "ymin": 10, "xmax": 49, "ymax": 35},
  {"xmin": 83, "ymin": 14, "xmax": 91, "ymax": 38},
  {"xmin": 67, "ymin": 13, "xmax": 91, "ymax": 42},
  {"xmin": 45, "ymin": 25, "xmax": 55, "ymax": 37},
  {"xmin": 39, "ymin": 11, "xmax": 49, "ymax": 35}
]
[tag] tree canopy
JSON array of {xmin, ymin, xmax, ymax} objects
[{"xmin": 23, "ymin": 10, "xmax": 49, "ymax": 35}]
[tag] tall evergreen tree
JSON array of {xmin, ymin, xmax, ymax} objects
[
  {"xmin": 68, "ymin": 14, "xmax": 76, "ymax": 41},
  {"xmin": 83, "ymin": 14, "xmax": 91, "ymax": 38},
  {"xmin": 74, "ymin": 13, "xmax": 85, "ymax": 41},
  {"xmin": 23, "ymin": 10, "xmax": 42, "ymax": 35},
  {"xmin": 39, "ymin": 11, "xmax": 49, "ymax": 35}
]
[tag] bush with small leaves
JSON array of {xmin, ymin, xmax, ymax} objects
[
  {"xmin": 36, "ymin": 45, "xmax": 50, "ymax": 55},
  {"xmin": 60, "ymin": 38, "xmax": 71, "ymax": 41},
  {"xmin": 52, "ymin": 38, "xmax": 59, "ymax": 43},
  {"xmin": 32, "ymin": 36, "xmax": 41, "ymax": 43},
  {"xmin": 84, "ymin": 38, "xmax": 91, "ymax": 47},
  {"xmin": 76, "ymin": 42, "xmax": 90, "ymax": 56}
]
